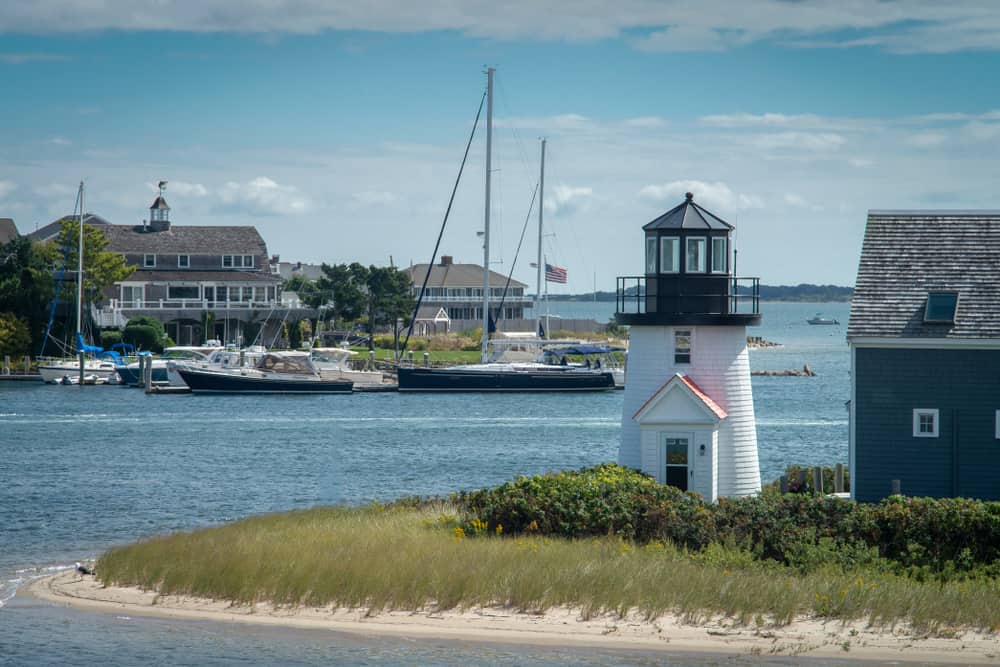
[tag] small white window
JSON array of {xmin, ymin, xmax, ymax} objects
[
  {"xmin": 685, "ymin": 237, "xmax": 706, "ymax": 273},
  {"xmin": 995, "ymin": 410, "xmax": 1000, "ymax": 439},
  {"xmin": 659, "ymin": 237, "xmax": 680, "ymax": 274},
  {"xmin": 223, "ymin": 255, "xmax": 233, "ymax": 268},
  {"xmin": 143, "ymin": 254, "xmax": 156, "ymax": 268},
  {"xmin": 244, "ymin": 255, "xmax": 255, "ymax": 268},
  {"xmin": 177, "ymin": 255, "xmax": 190, "ymax": 268},
  {"xmin": 674, "ymin": 329, "xmax": 692, "ymax": 364},
  {"xmin": 711, "ymin": 237, "xmax": 728, "ymax": 274},
  {"xmin": 645, "ymin": 237, "xmax": 657, "ymax": 273},
  {"xmin": 912, "ymin": 409, "xmax": 939, "ymax": 438}
]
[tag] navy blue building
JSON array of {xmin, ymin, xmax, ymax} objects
[{"xmin": 848, "ymin": 210, "xmax": 1000, "ymax": 502}]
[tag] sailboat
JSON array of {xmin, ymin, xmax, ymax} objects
[
  {"xmin": 397, "ymin": 71, "xmax": 614, "ymax": 392},
  {"xmin": 36, "ymin": 182, "xmax": 123, "ymax": 384}
]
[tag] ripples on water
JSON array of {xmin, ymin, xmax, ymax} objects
[{"xmin": 0, "ymin": 302, "xmax": 851, "ymax": 665}]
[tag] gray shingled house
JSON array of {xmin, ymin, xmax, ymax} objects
[
  {"xmin": 93, "ymin": 194, "xmax": 307, "ymax": 346},
  {"xmin": 403, "ymin": 255, "xmax": 531, "ymax": 332},
  {"xmin": 847, "ymin": 209, "xmax": 1000, "ymax": 502},
  {"xmin": 0, "ymin": 218, "xmax": 18, "ymax": 245}
]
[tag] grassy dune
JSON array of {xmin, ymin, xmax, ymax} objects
[{"xmin": 96, "ymin": 505, "xmax": 1000, "ymax": 633}]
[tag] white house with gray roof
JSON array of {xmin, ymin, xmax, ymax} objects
[
  {"xmin": 93, "ymin": 192, "xmax": 307, "ymax": 346},
  {"xmin": 848, "ymin": 209, "xmax": 1000, "ymax": 502}
]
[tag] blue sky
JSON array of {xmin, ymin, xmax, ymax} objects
[{"xmin": 2, "ymin": 1, "xmax": 1000, "ymax": 289}]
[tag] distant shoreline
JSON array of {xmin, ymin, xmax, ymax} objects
[{"xmin": 24, "ymin": 571, "xmax": 999, "ymax": 664}]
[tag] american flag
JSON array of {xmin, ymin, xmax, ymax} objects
[{"xmin": 545, "ymin": 262, "xmax": 567, "ymax": 284}]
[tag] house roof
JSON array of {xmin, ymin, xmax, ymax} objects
[
  {"xmin": 120, "ymin": 270, "xmax": 281, "ymax": 284},
  {"xmin": 0, "ymin": 218, "xmax": 17, "ymax": 245},
  {"xmin": 405, "ymin": 262, "xmax": 527, "ymax": 289},
  {"xmin": 643, "ymin": 192, "xmax": 733, "ymax": 232},
  {"xmin": 25, "ymin": 214, "xmax": 112, "ymax": 243},
  {"xmin": 848, "ymin": 210, "xmax": 1000, "ymax": 340},
  {"xmin": 632, "ymin": 373, "xmax": 728, "ymax": 422},
  {"xmin": 415, "ymin": 305, "xmax": 450, "ymax": 321},
  {"xmin": 101, "ymin": 224, "xmax": 269, "ymax": 256},
  {"xmin": 150, "ymin": 196, "xmax": 170, "ymax": 210}
]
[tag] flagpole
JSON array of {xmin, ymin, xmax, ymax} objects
[{"xmin": 544, "ymin": 255, "xmax": 550, "ymax": 339}]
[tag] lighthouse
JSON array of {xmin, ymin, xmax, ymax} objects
[{"xmin": 616, "ymin": 192, "xmax": 761, "ymax": 500}]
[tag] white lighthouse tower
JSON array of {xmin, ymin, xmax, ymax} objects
[{"xmin": 616, "ymin": 192, "xmax": 761, "ymax": 500}]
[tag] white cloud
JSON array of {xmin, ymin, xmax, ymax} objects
[
  {"xmin": 218, "ymin": 177, "xmax": 309, "ymax": 216},
  {"xmin": 544, "ymin": 185, "xmax": 592, "ymax": 217},
  {"xmin": 699, "ymin": 113, "xmax": 830, "ymax": 129},
  {"xmin": 621, "ymin": 116, "xmax": 667, "ymax": 128},
  {"xmin": 147, "ymin": 180, "xmax": 209, "ymax": 197},
  {"xmin": 46, "ymin": 137, "xmax": 71, "ymax": 146},
  {"xmin": 0, "ymin": 181, "xmax": 15, "ymax": 199},
  {"xmin": 352, "ymin": 190, "xmax": 396, "ymax": 205},
  {"xmin": 639, "ymin": 180, "xmax": 764, "ymax": 211},
  {"xmin": 3, "ymin": 1, "xmax": 998, "ymax": 54},
  {"xmin": 783, "ymin": 193, "xmax": 823, "ymax": 211},
  {"xmin": 751, "ymin": 132, "xmax": 846, "ymax": 152},
  {"xmin": 33, "ymin": 183, "xmax": 75, "ymax": 199},
  {"xmin": 906, "ymin": 132, "xmax": 948, "ymax": 148}
]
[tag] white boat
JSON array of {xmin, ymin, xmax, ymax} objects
[
  {"xmin": 807, "ymin": 313, "xmax": 840, "ymax": 325},
  {"xmin": 116, "ymin": 346, "xmax": 223, "ymax": 386},
  {"xmin": 309, "ymin": 347, "xmax": 386, "ymax": 386},
  {"xmin": 167, "ymin": 346, "xmax": 267, "ymax": 386},
  {"xmin": 38, "ymin": 356, "xmax": 121, "ymax": 384}
]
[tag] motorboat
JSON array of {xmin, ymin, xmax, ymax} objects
[
  {"xmin": 176, "ymin": 351, "xmax": 354, "ymax": 394},
  {"xmin": 166, "ymin": 346, "xmax": 266, "ymax": 386},
  {"xmin": 116, "ymin": 345, "xmax": 223, "ymax": 386},
  {"xmin": 807, "ymin": 313, "xmax": 840, "ymax": 325},
  {"xmin": 309, "ymin": 347, "xmax": 386, "ymax": 386}
]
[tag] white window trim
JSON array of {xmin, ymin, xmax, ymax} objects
[
  {"xmin": 711, "ymin": 237, "xmax": 728, "ymax": 274},
  {"xmin": 685, "ymin": 237, "xmax": 707, "ymax": 273},
  {"xmin": 177, "ymin": 254, "xmax": 190, "ymax": 268},
  {"xmin": 143, "ymin": 254, "xmax": 156, "ymax": 268},
  {"xmin": 659, "ymin": 237, "xmax": 680, "ymax": 274},
  {"xmin": 912, "ymin": 408, "xmax": 939, "ymax": 438},
  {"xmin": 995, "ymin": 410, "xmax": 1000, "ymax": 439},
  {"xmin": 645, "ymin": 237, "xmax": 657, "ymax": 273}
]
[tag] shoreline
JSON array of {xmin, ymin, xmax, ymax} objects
[{"xmin": 24, "ymin": 570, "xmax": 1000, "ymax": 663}]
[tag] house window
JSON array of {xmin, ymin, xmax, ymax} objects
[
  {"xmin": 996, "ymin": 410, "xmax": 1000, "ymax": 439},
  {"xmin": 645, "ymin": 237, "xmax": 657, "ymax": 273},
  {"xmin": 924, "ymin": 291, "xmax": 959, "ymax": 323},
  {"xmin": 674, "ymin": 329, "xmax": 691, "ymax": 364},
  {"xmin": 685, "ymin": 237, "xmax": 706, "ymax": 273},
  {"xmin": 178, "ymin": 255, "xmax": 190, "ymax": 268},
  {"xmin": 711, "ymin": 237, "xmax": 728, "ymax": 274},
  {"xmin": 143, "ymin": 254, "xmax": 156, "ymax": 268},
  {"xmin": 168, "ymin": 285, "xmax": 199, "ymax": 300},
  {"xmin": 912, "ymin": 409, "xmax": 939, "ymax": 438},
  {"xmin": 223, "ymin": 255, "xmax": 233, "ymax": 268},
  {"xmin": 243, "ymin": 255, "xmax": 255, "ymax": 268},
  {"xmin": 659, "ymin": 237, "xmax": 680, "ymax": 274}
]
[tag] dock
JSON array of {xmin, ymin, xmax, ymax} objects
[{"xmin": 0, "ymin": 373, "xmax": 43, "ymax": 382}]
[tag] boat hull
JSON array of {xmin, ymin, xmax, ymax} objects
[
  {"xmin": 177, "ymin": 368, "xmax": 353, "ymax": 394},
  {"xmin": 397, "ymin": 366, "xmax": 615, "ymax": 392},
  {"xmin": 38, "ymin": 361, "xmax": 119, "ymax": 384},
  {"xmin": 116, "ymin": 363, "xmax": 170, "ymax": 386}
]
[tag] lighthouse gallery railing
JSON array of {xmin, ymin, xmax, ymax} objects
[{"xmin": 615, "ymin": 276, "xmax": 760, "ymax": 316}]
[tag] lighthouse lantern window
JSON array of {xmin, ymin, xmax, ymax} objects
[
  {"xmin": 659, "ymin": 237, "xmax": 680, "ymax": 274},
  {"xmin": 674, "ymin": 329, "xmax": 691, "ymax": 364},
  {"xmin": 686, "ymin": 237, "xmax": 706, "ymax": 273},
  {"xmin": 645, "ymin": 237, "xmax": 657, "ymax": 273},
  {"xmin": 711, "ymin": 237, "xmax": 728, "ymax": 274}
]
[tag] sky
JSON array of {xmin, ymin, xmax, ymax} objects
[{"xmin": 2, "ymin": 1, "xmax": 1000, "ymax": 291}]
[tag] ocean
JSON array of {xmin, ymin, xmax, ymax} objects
[{"xmin": 0, "ymin": 301, "xmax": 853, "ymax": 666}]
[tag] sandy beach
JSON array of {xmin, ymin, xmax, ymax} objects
[{"xmin": 24, "ymin": 570, "xmax": 1000, "ymax": 663}]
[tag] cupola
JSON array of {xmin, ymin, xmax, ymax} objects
[
  {"xmin": 616, "ymin": 192, "xmax": 760, "ymax": 326},
  {"xmin": 149, "ymin": 180, "xmax": 171, "ymax": 232}
]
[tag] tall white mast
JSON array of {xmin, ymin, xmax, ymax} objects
[
  {"xmin": 77, "ymin": 180, "xmax": 85, "ymax": 383},
  {"xmin": 480, "ymin": 67, "xmax": 494, "ymax": 363},
  {"xmin": 535, "ymin": 138, "xmax": 545, "ymax": 338}
]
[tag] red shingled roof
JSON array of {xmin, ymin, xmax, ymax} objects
[{"xmin": 632, "ymin": 373, "xmax": 728, "ymax": 421}]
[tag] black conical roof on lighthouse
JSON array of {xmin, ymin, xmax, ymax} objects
[{"xmin": 642, "ymin": 192, "xmax": 732, "ymax": 231}]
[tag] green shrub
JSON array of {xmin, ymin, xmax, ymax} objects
[
  {"xmin": 100, "ymin": 329, "xmax": 123, "ymax": 348},
  {"xmin": 0, "ymin": 312, "xmax": 31, "ymax": 358},
  {"xmin": 122, "ymin": 316, "xmax": 169, "ymax": 353}
]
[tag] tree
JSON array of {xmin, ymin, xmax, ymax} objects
[
  {"xmin": 41, "ymin": 218, "xmax": 133, "ymax": 317},
  {"xmin": 315, "ymin": 263, "xmax": 414, "ymax": 352},
  {"xmin": 0, "ymin": 312, "xmax": 31, "ymax": 358},
  {"xmin": 122, "ymin": 316, "xmax": 170, "ymax": 353},
  {"xmin": 0, "ymin": 236, "xmax": 55, "ymax": 356}
]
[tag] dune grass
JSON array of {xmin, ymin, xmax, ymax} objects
[{"xmin": 95, "ymin": 504, "xmax": 1000, "ymax": 634}]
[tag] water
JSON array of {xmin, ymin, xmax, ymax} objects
[{"xmin": 0, "ymin": 302, "xmax": 852, "ymax": 665}]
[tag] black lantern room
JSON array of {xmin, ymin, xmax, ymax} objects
[{"xmin": 616, "ymin": 193, "xmax": 759, "ymax": 326}]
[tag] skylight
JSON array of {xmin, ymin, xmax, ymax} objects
[{"xmin": 924, "ymin": 291, "xmax": 959, "ymax": 323}]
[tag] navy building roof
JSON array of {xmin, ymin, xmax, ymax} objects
[
  {"xmin": 642, "ymin": 192, "xmax": 733, "ymax": 231},
  {"xmin": 848, "ymin": 210, "xmax": 1000, "ymax": 340}
]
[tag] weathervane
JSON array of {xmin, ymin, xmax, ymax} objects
[{"xmin": 157, "ymin": 180, "xmax": 167, "ymax": 197}]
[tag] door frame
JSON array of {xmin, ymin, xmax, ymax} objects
[{"xmin": 659, "ymin": 431, "xmax": 694, "ymax": 491}]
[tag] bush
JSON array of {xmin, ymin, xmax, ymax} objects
[
  {"xmin": 456, "ymin": 464, "xmax": 1000, "ymax": 579},
  {"xmin": 122, "ymin": 316, "xmax": 168, "ymax": 353},
  {"xmin": 100, "ymin": 330, "xmax": 123, "ymax": 348},
  {"xmin": 0, "ymin": 312, "xmax": 31, "ymax": 358}
]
